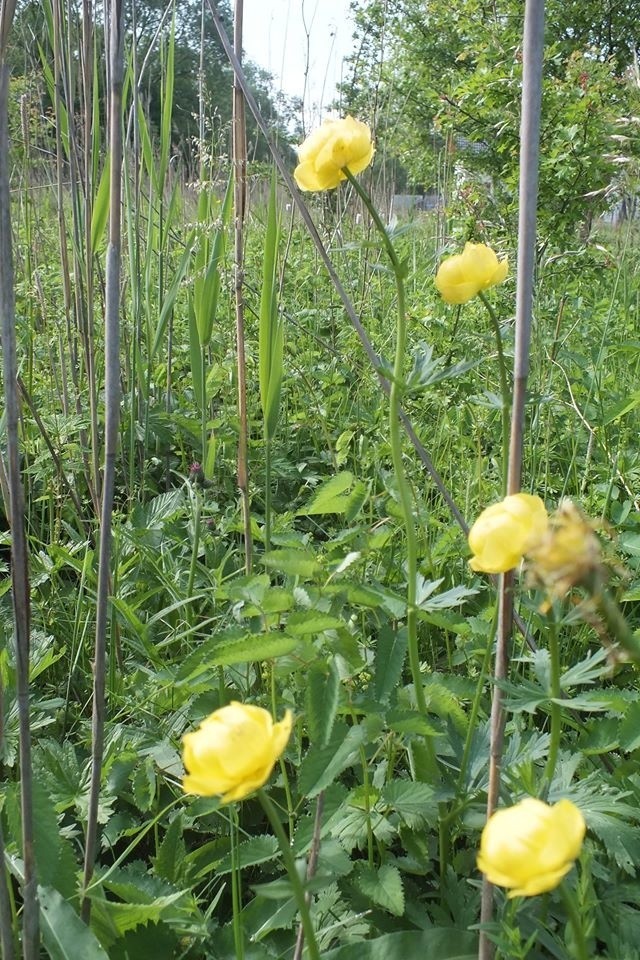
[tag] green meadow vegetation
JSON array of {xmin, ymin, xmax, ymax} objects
[{"xmin": 2, "ymin": 1, "xmax": 640, "ymax": 958}]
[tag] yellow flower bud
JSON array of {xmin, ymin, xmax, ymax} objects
[
  {"xmin": 182, "ymin": 702, "xmax": 292, "ymax": 803},
  {"xmin": 435, "ymin": 242, "xmax": 508, "ymax": 304},
  {"xmin": 526, "ymin": 499, "xmax": 602, "ymax": 599},
  {"xmin": 477, "ymin": 797, "xmax": 586, "ymax": 897},
  {"xmin": 294, "ymin": 116, "xmax": 374, "ymax": 192},
  {"xmin": 468, "ymin": 493, "xmax": 548, "ymax": 574}
]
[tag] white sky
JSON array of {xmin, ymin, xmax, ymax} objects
[{"xmin": 241, "ymin": 0, "xmax": 355, "ymax": 122}]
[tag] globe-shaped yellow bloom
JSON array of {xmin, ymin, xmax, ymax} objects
[
  {"xmin": 478, "ymin": 798, "xmax": 586, "ymax": 897},
  {"xmin": 435, "ymin": 242, "xmax": 508, "ymax": 304},
  {"xmin": 182, "ymin": 702, "xmax": 292, "ymax": 802},
  {"xmin": 468, "ymin": 493, "xmax": 548, "ymax": 574},
  {"xmin": 294, "ymin": 116, "xmax": 374, "ymax": 192}
]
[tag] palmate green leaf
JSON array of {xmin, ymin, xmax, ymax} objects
[
  {"xmin": 353, "ymin": 862, "xmax": 404, "ymax": 916},
  {"xmin": 323, "ymin": 927, "xmax": 476, "ymax": 960},
  {"xmin": 306, "ymin": 658, "xmax": 340, "ymax": 748},
  {"xmin": 39, "ymin": 886, "xmax": 109, "ymax": 960}
]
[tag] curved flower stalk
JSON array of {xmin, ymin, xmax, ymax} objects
[
  {"xmin": 182, "ymin": 703, "xmax": 320, "ymax": 960},
  {"xmin": 292, "ymin": 118, "xmax": 435, "ymax": 773}
]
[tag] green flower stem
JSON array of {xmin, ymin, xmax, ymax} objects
[
  {"xmin": 478, "ymin": 292, "xmax": 511, "ymax": 496},
  {"xmin": 230, "ymin": 807, "xmax": 245, "ymax": 960},
  {"xmin": 344, "ymin": 170, "xmax": 435, "ymax": 775},
  {"xmin": 544, "ymin": 611, "xmax": 562, "ymax": 788},
  {"xmin": 559, "ymin": 883, "xmax": 589, "ymax": 960},
  {"xmin": 587, "ymin": 573, "xmax": 640, "ymax": 662},
  {"xmin": 186, "ymin": 485, "xmax": 201, "ymax": 620},
  {"xmin": 456, "ymin": 601, "xmax": 500, "ymax": 797},
  {"xmin": 258, "ymin": 789, "xmax": 320, "ymax": 960}
]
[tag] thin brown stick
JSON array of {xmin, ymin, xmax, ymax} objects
[
  {"xmin": 231, "ymin": 0, "xmax": 253, "ymax": 572},
  {"xmin": 0, "ymin": 1, "xmax": 38, "ymax": 954},
  {"xmin": 479, "ymin": 2, "xmax": 545, "ymax": 958},
  {"xmin": 81, "ymin": 0, "xmax": 124, "ymax": 920},
  {"xmin": 293, "ymin": 791, "xmax": 325, "ymax": 960}
]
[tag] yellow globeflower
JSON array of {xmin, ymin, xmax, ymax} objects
[
  {"xmin": 435, "ymin": 242, "xmax": 508, "ymax": 304},
  {"xmin": 182, "ymin": 702, "xmax": 292, "ymax": 802},
  {"xmin": 478, "ymin": 798, "xmax": 586, "ymax": 897},
  {"xmin": 468, "ymin": 493, "xmax": 548, "ymax": 574},
  {"xmin": 294, "ymin": 115, "xmax": 374, "ymax": 192}
]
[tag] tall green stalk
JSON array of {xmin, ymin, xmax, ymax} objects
[
  {"xmin": 344, "ymin": 170, "xmax": 437, "ymax": 776},
  {"xmin": 544, "ymin": 611, "xmax": 562, "ymax": 787},
  {"xmin": 258, "ymin": 791, "xmax": 320, "ymax": 960}
]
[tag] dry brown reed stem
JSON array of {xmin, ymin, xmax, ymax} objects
[
  {"xmin": 81, "ymin": 0, "xmax": 124, "ymax": 920},
  {"xmin": 232, "ymin": 0, "xmax": 253, "ymax": 572},
  {"xmin": 479, "ymin": 2, "xmax": 545, "ymax": 958},
  {"xmin": 0, "ymin": 1, "xmax": 39, "ymax": 954}
]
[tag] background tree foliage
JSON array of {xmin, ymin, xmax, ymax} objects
[
  {"xmin": 342, "ymin": 0, "xmax": 640, "ymax": 246},
  {"xmin": 10, "ymin": 0, "xmax": 295, "ymax": 168}
]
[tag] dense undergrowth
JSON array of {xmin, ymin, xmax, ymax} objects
[{"xmin": 3, "ymin": 4, "xmax": 640, "ymax": 960}]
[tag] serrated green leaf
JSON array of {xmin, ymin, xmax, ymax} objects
[
  {"xmin": 154, "ymin": 814, "xmax": 186, "ymax": 884},
  {"xmin": 353, "ymin": 862, "xmax": 404, "ymax": 916},
  {"xmin": 299, "ymin": 723, "xmax": 368, "ymax": 798},
  {"xmin": 380, "ymin": 780, "xmax": 439, "ymax": 827},
  {"xmin": 286, "ymin": 611, "xmax": 343, "ymax": 636},
  {"xmin": 374, "ymin": 625, "xmax": 407, "ymax": 704},
  {"xmin": 216, "ymin": 835, "xmax": 280, "ymax": 875},
  {"xmin": 619, "ymin": 700, "xmax": 640, "ymax": 752},
  {"xmin": 39, "ymin": 885, "xmax": 109, "ymax": 960},
  {"xmin": 261, "ymin": 549, "xmax": 322, "ymax": 578},
  {"xmin": 297, "ymin": 472, "xmax": 354, "ymax": 515},
  {"xmin": 323, "ymin": 928, "xmax": 476, "ymax": 960},
  {"xmin": 306, "ymin": 659, "xmax": 340, "ymax": 748},
  {"xmin": 211, "ymin": 631, "xmax": 299, "ymax": 666}
]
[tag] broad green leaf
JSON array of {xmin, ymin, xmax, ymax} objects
[
  {"xmin": 154, "ymin": 814, "xmax": 186, "ymax": 884},
  {"xmin": 380, "ymin": 780, "xmax": 439, "ymax": 827},
  {"xmin": 353, "ymin": 862, "xmax": 404, "ymax": 916},
  {"xmin": 297, "ymin": 472, "xmax": 354, "ymax": 515},
  {"xmin": 211, "ymin": 631, "xmax": 299, "ymax": 666},
  {"xmin": 619, "ymin": 700, "xmax": 640, "ymax": 753},
  {"xmin": 39, "ymin": 886, "xmax": 109, "ymax": 960},
  {"xmin": 374, "ymin": 625, "xmax": 407, "ymax": 704},
  {"xmin": 285, "ymin": 611, "xmax": 343, "ymax": 635},
  {"xmin": 90, "ymin": 154, "xmax": 110, "ymax": 253},
  {"xmin": 299, "ymin": 723, "xmax": 368, "ymax": 798},
  {"xmin": 323, "ymin": 928, "xmax": 476, "ymax": 960},
  {"xmin": 261, "ymin": 548, "xmax": 322, "ymax": 578},
  {"xmin": 216, "ymin": 835, "xmax": 280, "ymax": 875},
  {"xmin": 306, "ymin": 658, "xmax": 340, "ymax": 748}
]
